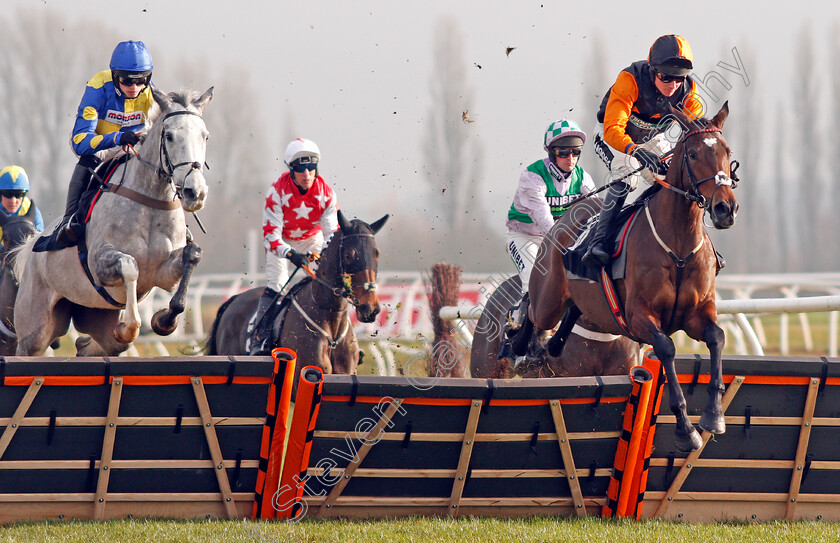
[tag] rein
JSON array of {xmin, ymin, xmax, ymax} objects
[
  {"xmin": 124, "ymin": 109, "xmax": 208, "ymax": 233},
  {"xmin": 281, "ymin": 228, "xmax": 379, "ymax": 354}
]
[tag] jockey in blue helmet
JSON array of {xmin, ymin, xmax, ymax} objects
[
  {"xmin": 34, "ymin": 40, "xmax": 155, "ymax": 252},
  {"xmin": 0, "ymin": 166, "xmax": 44, "ymax": 246}
]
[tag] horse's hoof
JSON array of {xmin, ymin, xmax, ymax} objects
[
  {"xmin": 114, "ymin": 323, "xmax": 139, "ymax": 344},
  {"xmin": 674, "ymin": 427, "xmax": 703, "ymax": 452},
  {"xmin": 151, "ymin": 310, "xmax": 178, "ymax": 336},
  {"xmin": 699, "ymin": 410, "xmax": 726, "ymax": 435},
  {"xmin": 75, "ymin": 336, "xmax": 93, "ymax": 350},
  {"xmin": 546, "ymin": 336, "xmax": 565, "ymax": 358}
]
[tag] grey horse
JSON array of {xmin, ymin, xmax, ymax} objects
[{"xmin": 13, "ymin": 87, "xmax": 213, "ymax": 356}]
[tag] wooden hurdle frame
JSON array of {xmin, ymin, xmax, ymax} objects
[
  {"xmin": 0, "ymin": 355, "xmax": 283, "ymax": 523},
  {"xmin": 1, "ymin": 351, "xmax": 838, "ymax": 523},
  {"xmin": 275, "ymin": 367, "xmax": 640, "ymax": 520},
  {"xmin": 643, "ymin": 354, "xmax": 840, "ymax": 522}
]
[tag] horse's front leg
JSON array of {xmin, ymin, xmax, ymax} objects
[
  {"xmin": 684, "ymin": 306, "xmax": 726, "ymax": 434},
  {"xmin": 151, "ymin": 242, "xmax": 203, "ymax": 335},
  {"xmin": 94, "ymin": 245, "xmax": 140, "ymax": 344},
  {"xmin": 647, "ymin": 324, "xmax": 703, "ymax": 452}
]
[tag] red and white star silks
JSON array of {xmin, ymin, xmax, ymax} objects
[{"xmin": 262, "ymin": 171, "xmax": 338, "ymax": 257}]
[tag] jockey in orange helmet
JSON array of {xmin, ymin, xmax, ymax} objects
[{"xmin": 583, "ymin": 34, "xmax": 704, "ymax": 268}]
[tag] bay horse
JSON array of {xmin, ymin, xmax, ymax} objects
[
  {"xmin": 470, "ymin": 275, "xmax": 640, "ymax": 378},
  {"xmin": 0, "ymin": 216, "xmax": 38, "ymax": 354},
  {"xmin": 527, "ymin": 102, "xmax": 738, "ymax": 452},
  {"xmin": 13, "ymin": 87, "xmax": 213, "ymax": 356},
  {"xmin": 207, "ymin": 211, "xmax": 388, "ymax": 391}
]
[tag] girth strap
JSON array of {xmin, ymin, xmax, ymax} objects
[
  {"xmin": 77, "ymin": 236, "xmax": 125, "ymax": 308},
  {"xmin": 599, "ymin": 267, "xmax": 642, "ymax": 343}
]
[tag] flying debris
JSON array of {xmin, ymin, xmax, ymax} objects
[
  {"xmin": 462, "ymin": 110, "xmax": 475, "ymax": 124},
  {"xmin": 505, "ymin": 47, "xmax": 517, "ymax": 57}
]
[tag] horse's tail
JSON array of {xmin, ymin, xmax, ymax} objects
[
  {"xmin": 203, "ymin": 293, "xmax": 240, "ymax": 355},
  {"xmin": 10, "ymin": 233, "xmax": 38, "ymax": 283}
]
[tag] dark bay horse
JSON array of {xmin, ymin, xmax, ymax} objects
[
  {"xmin": 527, "ymin": 102, "xmax": 738, "ymax": 452},
  {"xmin": 207, "ymin": 211, "xmax": 388, "ymax": 390},
  {"xmin": 470, "ymin": 275, "xmax": 640, "ymax": 378},
  {"xmin": 0, "ymin": 216, "xmax": 38, "ymax": 354}
]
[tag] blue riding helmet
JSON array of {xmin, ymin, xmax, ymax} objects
[
  {"xmin": 110, "ymin": 40, "xmax": 154, "ymax": 73},
  {"xmin": 0, "ymin": 165, "xmax": 30, "ymax": 191}
]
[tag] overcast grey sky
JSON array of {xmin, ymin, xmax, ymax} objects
[{"xmin": 8, "ymin": 1, "xmax": 840, "ymax": 242}]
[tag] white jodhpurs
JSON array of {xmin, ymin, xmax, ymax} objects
[
  {"xmin": 265, "ymin": 233, "xmax": 325, "ymax": 293},
  {"xmin": 506, "ymin": 230, "xmax": 542, "ymax": 296}
]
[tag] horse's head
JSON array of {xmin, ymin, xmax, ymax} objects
[
  {"xmin": 668, "ymin": 101, "xmax": 739, "ymax": 229},
  {"xmin": 324, "ymin": 210, "xmax": 389, "ymax": 323},
  {"xmin": 150, "ymin": 87, "xmax": 213, "ymax": 212},
  {"xmin": 0, "ymin": 215, "xmax": 36, "ymax": 253}
]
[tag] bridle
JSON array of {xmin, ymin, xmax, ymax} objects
[
  {"xmin": 656, "ymin": 126, "xmax": 740, "ymax": 209},
  {"xmin": 311, "ymin": 231, "xmax": 378, "ymax": 307},
  {"xmin": 128, "ymin": 109, "xmax": 207, "ymax": 197}
]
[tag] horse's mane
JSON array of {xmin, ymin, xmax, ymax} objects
[
  {"xmin": 168, "ymin": 89, "xmax": 206, "ymax": 113},
  {"xmin": 10, "ymin": 232, "xmax": 36, "ymax": 282},
  {"xmin": 146, "ymin": 88, "xmax": 207, "ymax": 128}
]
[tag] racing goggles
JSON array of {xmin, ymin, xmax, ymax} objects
[
  {"xmin": 552, "ymin": 147, "xmax": 582, "ymax": 158},
  {"xmin": 655, "ymin": 70, "xmax": 686, "ymax": 84},
  {"xmin": 0, "ymin": 190, "xmax": 26, "ymax": 199},
  {"xmin": 118, "ymin": 75, "xmax": 150, "ymax": 87},
  {"xmin": 291, "ymin": 157, "xmax": 319, "ymax": 173}
]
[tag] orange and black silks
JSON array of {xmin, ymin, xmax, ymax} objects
[
  {"xmin": 274, "ymin": 366, "xmax": 324, "ymax": 520},
  {"xmin": 252, "ymin": 348, "xmax": 297, "ymax": 519},
  {"xmin": 603, "ymin": 358, "xmax": 664, "ymax": 518},
  {"xmin": 597, "ymin": 59, "xmax": 704, "ymax": 154}
]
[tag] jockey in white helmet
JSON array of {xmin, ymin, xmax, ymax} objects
[
  {"xmin": 246, "ymin": 138, "xmax": 339, "ymax": 355},
  {"xmin": 503, "ymin": 119, "xmax": 596, "ymax": 367}
]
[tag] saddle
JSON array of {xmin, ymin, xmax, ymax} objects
[
  {"xmin": 32, "ymin": 156, "xmax": 129, "ymax": 253},
  {"xmin": 259, "ymin": 278, "xmax": 313, "ymax": 349},
  {"xmin": 563, "ymin": 201, "xmax": 646, "ymax": 282}
]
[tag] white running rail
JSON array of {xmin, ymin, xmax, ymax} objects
[{"xmin": 118, "ymin": 271, "xmax": 840, "ymax": 363}]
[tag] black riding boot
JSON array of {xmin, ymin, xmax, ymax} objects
[
  {"xmin": 247, "ymin": 287, "xmax": 279, "ymax": 356},
  {"xmin": 581, "ymin": 182, "xmax": 629, "ymax": 268},
  {"xmin": 52, "ymin": 156, "xmax": 99, "ymax": 249},
  {"xmin": 33, "ymin": 161, "xmax": 96, "ymax": 253}
]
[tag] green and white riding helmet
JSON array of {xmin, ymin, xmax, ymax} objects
[{"xmin": 543, "ymin": 119, "xmax": 587, "ymax": 152}]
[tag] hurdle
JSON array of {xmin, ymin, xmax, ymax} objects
[
  {"xmin": 0, "ymin": 354, "xmax": 290, "ymax": 523},
  {"xmin": 2, "ymin": 350, "xmax": 839, "ymax": 523}
]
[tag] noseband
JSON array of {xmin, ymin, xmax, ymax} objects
[
  {"xmin": 158, "ymin": 110, "xmax": 207, "ymax": 193},
  {"xmin": 658, "ymin": 127, "xmax": 740, "ymax": 209}
]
